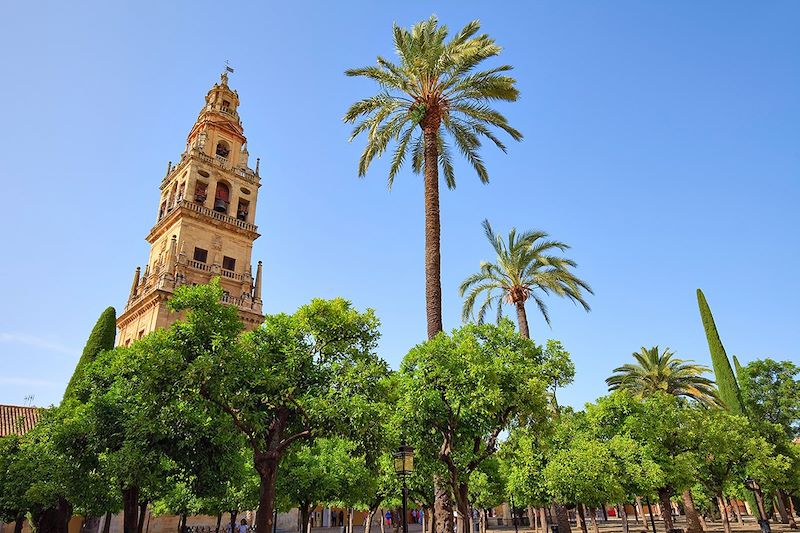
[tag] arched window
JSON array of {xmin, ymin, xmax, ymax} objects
[
  {"xmin": 215, "ymin": 140, "xmax": 230, "ymax": 158},
  {"xmin": 214, "ymin": 182, "xmax": 230, "ymax": 213}
]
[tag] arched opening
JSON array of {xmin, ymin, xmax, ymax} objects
[
  {"xmin": 215, "ymin": 140, "xmax": 230, "ymax": 158},
  {"xmin": 214, "ymin": 182, "xmax": 230, "ymax": 213},
  {"xmin": 237, "ymin": 199, "xmax": 250, "ymax": 221},
  {"xmin": 194, "ymin": 181, "xmax": 207, "ymax": 204}
]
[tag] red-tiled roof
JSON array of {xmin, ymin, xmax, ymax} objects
[{"xmin": 0, "ymin": 405, "xmax": 40, "ymax": 437}]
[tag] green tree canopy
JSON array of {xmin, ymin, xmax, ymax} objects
[
  {"xmin": 165, "ymin": 281, "xmax": 390, "ymax": 533},
  {"xmin": 397, "ymin": 320, "xmax": 549, "ymax": 533},
  {"xmin": 739, "ymin": 358, "xmax": 800, "ymax": 440}
]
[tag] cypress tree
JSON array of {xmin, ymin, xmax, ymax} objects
[
  {"xmin": 63, "ymin": 306, "xmax": 116, "ymax": 401},
  {"xmin": 732, "ymin": 355, "xmax": 744, "ymax": 380},
  {"xmin": 696, "ymin": 289, "xmax": 744, "ymax": 415}
]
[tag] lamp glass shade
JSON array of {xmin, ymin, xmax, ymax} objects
[{"xmin": 394, "ymin": 444, "xmax": 414, "ymax": 476}]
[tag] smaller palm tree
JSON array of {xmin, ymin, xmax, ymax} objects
[
  {"xmin": 606, "ymin": 346, "xmax": 721, "ymax": 407},
  {"xmin": 459, "ymin": 219, "xmax": 592, "ymax": 339}
]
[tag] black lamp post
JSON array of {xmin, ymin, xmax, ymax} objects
[
  {"xmin": 744, "ymin": 477, "xmax": 771, "ymax": 533},
  {"xmin": 394, "ymin": 440, "xmax": 415, "ymax": 533}
]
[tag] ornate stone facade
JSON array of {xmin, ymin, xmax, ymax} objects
[{"xmin": 117, "ymin": 72, "xmax": 264, "ymax": 345}]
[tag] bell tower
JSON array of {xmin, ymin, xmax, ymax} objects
[{"xmin": 116, "ymin": 72, "xmax": 264, "ymax": 346}]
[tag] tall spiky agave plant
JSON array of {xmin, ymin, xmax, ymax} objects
[{"xmin": 344, "ymin": 16, "xmax": 523, "ymax": 340}]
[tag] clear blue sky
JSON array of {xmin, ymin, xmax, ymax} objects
[{"xmin": 1, "ymin": 1, "xmax": 798, "ymax": 408}]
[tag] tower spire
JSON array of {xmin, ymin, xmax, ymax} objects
[
  {"xmin": 129, "ymin": 266, "xmax": 141, "ymax": 299},
  {"xmin": 254, "ymin": 260, "xmax": 263, "ymax": 302}
]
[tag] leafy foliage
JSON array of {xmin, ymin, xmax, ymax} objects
[
  {"xmin": 344, "ymin": 16, "xmax": 522, "ymax": 188},
  {"xmin": 739, "ymin": 358, "xmax": 800, "ymax": 439},
  {"xmin": 397, "ymin": 320, "xmax": 549, "ymax": 529}
]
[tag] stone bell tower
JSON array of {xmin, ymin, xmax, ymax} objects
[{"xmin": 116, "ymin": 71, "xmax": 264, "ymax": 346}]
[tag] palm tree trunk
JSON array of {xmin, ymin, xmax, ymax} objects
[
  {"xmin": 515, "ymin": 301, "xmax": 530, "ymax": 339},
  {"xmin": 423, "ymin": 125, "xmax": 442, "ymax": 339}
]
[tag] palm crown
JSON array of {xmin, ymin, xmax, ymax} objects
[
  {"xmin": 344, "ymin": 16, "xmax": 522, "ymax": 186},
  {"xmin": 459, "ymin": 219, "xmax": 592, "ymax": 338},
  {"xmin": 606, "ymin": 346, "xmax": 722, "ymax": 407}
]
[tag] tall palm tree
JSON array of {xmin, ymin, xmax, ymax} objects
[
  {"xmin": 344, "ymin": 16, "xmax": 522, "ymax": 340},
  {"xmin": 459, "ymin": 219, "xmax": 592, "ymax": 339},
  {"xmin": 606, "ymin": 346, "xmax": 721, "ymax": 407}
]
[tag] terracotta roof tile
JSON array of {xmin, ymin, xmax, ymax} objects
[{"xmin": 0, "ymin": 404, "xmax": 40, "ymax": 437}]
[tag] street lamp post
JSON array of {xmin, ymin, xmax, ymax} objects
[
  {"xmin": 394, "ymin": 440, "xmax": 415, "ymax": 533},
  {"xmin": 744, "ymin": 477, "xmax": 771, "ymax": 533}
]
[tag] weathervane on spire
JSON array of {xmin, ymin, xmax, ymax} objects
[{"xmin": 221, "ymin": 60, "xmax": 234, "ymax": 84}]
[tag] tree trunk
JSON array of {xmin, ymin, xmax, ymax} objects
[
  {"xmin": 34, "ymin": 497, "xmax": 73, "ymax": 533},
  {"xmin": 123, "ymin": 487, "xmax": 140, "ymax": 533},
  {"xmin": 230, "ymin": 511, "xmax": 239, "ymax": 533},
  {"xmin": 716, "ymin": 496, "xmax": 731, "ymax": 533},
  {"xmin": 365, "ymin": 509, "xmax": 376, "ymax": 533},
  {"xmin": 434, "ymin": 477, "xmax": 453, "ymax": 533},
  {"xmin": 468, "ymin": 507, "xmax": 474, "ymax": 533},
  {"xmin": 421, "ymin": 123, "xmax": 443, "ymax": 339},
  {"xmin": 380, "ymin": 509, "xmax": 386, "ymax": 533},
  {"xmin": 780, "ymin": 490, "xmax": 798, "ymax": 528},
  {"xmin": 138, "ymin": 501, "xmax": 148, "ymax": 533},
  {"xmin": 776, "ymin": 492, "xmax": 791, "ymax": 525},
  {"xmin": 349, "ymin": 508, "xmax": 355, "ymax": 533},
  {"xmin": 103, "ymin": 512, "xmax": 112, "ymax": 533},
  {"xmin": 728, "ymin": 497, "xmax": 742, "ymax": 525},
  {"xmin": 528, "ymin": 506, "xmax": 537, "ymax": 533},
  {"xmin": 552, "ymin": 504, "xmax": 571, "ymax": 533},
  {"xmin": 255, "ymin": 452, "xmax": 281, "ymax": 533},
  {"xmin": 14, "ymin": 514, "xmax": 25, "ymax": 533},
  {"xmin": 180, "ymin": 514, "xmax": 187, "ymax": 533},
  {"xmin": 601, "ymin": 507, "xmax": 607, "ymax": 522},
  {"xmin": 216, "ymin": 513, "xmax": 222, "ymax": 533},
  {"xmin": 658, "ymin": 488, "xmax": 674, "ymax": 532},
  {"xmin": 681, "ymin": 490, "xmax": 703, "ymax": 533},
  {"xmin": 635, "ymin": 498, "xmax": 643, "ymax": 525},
  {"xmin": 588, "ymin": 507, "xmax": 600, "ymax": 533},
  {"xmin": 539, "ymin": 508, "xmax": 548, "ymax": 533},
  {"xmin": 515, "ymin": 301, "xmax": 530, "ymax": 339},
  {"xmin": 300, "ymin": 504, "xmax": 311, "ymax": 533},
  {"xmin": 618, "ymin": 504, "xmax": 629, "ymax": 533},
  {"xmin": 576, "ymin": 504, "xmax": 587, "ymax": 533}
]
